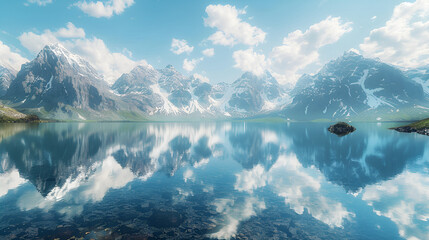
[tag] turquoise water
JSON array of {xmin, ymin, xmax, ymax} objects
[{"xmin": 0, "ymin": 122, "xmax": 428, "ymax": 239}]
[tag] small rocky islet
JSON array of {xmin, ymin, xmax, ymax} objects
[{"xmin": 328, "ymin": 122, "xmax": 356, "ymax": 136}]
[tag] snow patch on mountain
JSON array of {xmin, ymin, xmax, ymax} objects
[
  {"xmin": 351, "ymin": 69, "xmax": 390, "ymax": 109},
  {"xmin": 150, "ymin": 83, "xmax": 180, "ymax": 115}
]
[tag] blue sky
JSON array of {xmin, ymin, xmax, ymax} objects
[{"xmin": 0, "ymin": 0, "xmax": 425, "ymax": 85}]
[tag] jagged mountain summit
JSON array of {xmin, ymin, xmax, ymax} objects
[
  {"xmin": 112, "ymin": 66, "xmax": 290, "ymax": 118},
  {"xmin": 0, "ymin": 66, "xmax": 16, "ymax": 97},
  {"xmin": 2, "ymin": 43, "xmax": 136, "ymax": 120},
  {"xmin": 285, "ymin": 51, "xmax": 427, "ymax": 121},
  {"xmin": 0, "ymin": 43, "xmax": 290, "ymax": 120},
  {"xmin": 213, "ymin": 71, "xmax": 291, "ymax": 116},
  {"xmin": 1, "ymin": 44, "xmax": 429, "ymax": 121},
  {"xmin": 112, "ymin": 64, "xmax": 217, "ymax": 116}
]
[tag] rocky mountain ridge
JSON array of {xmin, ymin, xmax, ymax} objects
[
  {"xmin": 1, "ymin": 45, "xmax": 428, "ymax": 121},
  {"xmin": 284, "ymin": 51, "xmax": 428, "ymax": 121}
]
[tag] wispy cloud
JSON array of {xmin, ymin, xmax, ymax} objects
[
  {"xmin": 183, "ymin": 58, "xmax": 203, "ymax": 72},
  {"xmin": 25, "ymin": 0, "xmax": 52, "ymax": 6},
  {"xmin": 170, "ymin": 38, "xmax": 194, "ymax": 55},
  {"xmin": 75, "ymin": 0, "xmax": 135, "ymax": 18}
]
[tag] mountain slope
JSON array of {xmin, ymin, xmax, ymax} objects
[
  {"xmin": 2, "ymin": 44, "xmax": 134, "ymax": 120},
  {"xmin": 211, "ymin": 71, "xmax": 291, "ymax": 117},
  {"xmin": 406, "ymin": 66, "xmax": 429, "ymax": 96},
  {"xmin": 0, "ymin": 66, "xmax": 16, "ymax": 97},
  {"xmin": 112, "ymin": 66, "xmax": 290, "ymax": 118},
  {"xmin": 285, "ymin": 51, "xmax": 426, "ymax": 121}
]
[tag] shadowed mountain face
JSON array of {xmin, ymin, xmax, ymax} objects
[
  {"xmin": 406, "ymin": 66, "xmax": 429, "ymax": 96},
  {"xmin": 285, "ymin": 123, "xmax": 426, "ymax": 192},
  {"xmin": 3, "ymin": 44, "xmax": 123, "ymax": 119},
  {"xmin": 0, "ymin": 124, "xmax": 108, "ymax": 196},
  {"xmin": 285, "ymin": 52, "xmax": 427, "ymax": 121},
  {"xmin": 0, "ymin": 66, "xmax": 16, "ymax": 97}
]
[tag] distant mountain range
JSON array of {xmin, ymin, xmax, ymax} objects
[{"xmin": 0, "ymin": 44, "xmax": 428, "ymax": 121}]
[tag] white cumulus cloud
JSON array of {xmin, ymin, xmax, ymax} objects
[
  {"xmin": 18, "ymin": 22, "xmax": 85, "ymax": 54},
  {"xmin": 56, "ymin": 22, "xmax": 86, "ymax": 38},
  {"xmin": 210, "ymin": 197, "xmax": 266, "ymax": 239},
  {"xmin": 19, "ymin": 30, "xmax": 58, "ymax": 54},
  {"xmin": 183, "ymin": 168, "xmax": 195, "ymax": 183},
  {"xmin": 183, "ymin": 58, "xmax": 202, "ymax": 72},
  {"xmin": 202, "ymin": 48, "xmax": 215, "ymax": 57},
  {"xmin": 65, "ymin": 38, "xmax": 148, "ymax": 84},
  {"xmin": 362, "ymin": 171, "xmax": 429, "ymax": 240},
  {"xmin": 360, "ymin": 0, "xmax": 429, "ymax": 68},
  {"xmin": 18, "ymin": 22, "xmax": 148, "ymax": 84},
  {"xmin": 76, "ymin": 0, "xmax": 135, "ymax": 18},
  {"xmin": 233, "ymin": 154, "xmax": 355, "ymax": 229},
  {"xmin": 192, "ymin": 73, "xmax": 210, "ymax": 83},
  {"xmin": 234, "ymin": 164, "xmax": 267, "ymax": 193},
  {"xmin": 204, "ymin": 4, "xmax": 266, "ymax": 46},
  {"xmin": 233, "ymin": 48, "xmax": 268, "ymax": 76},
  {"xmin": 270, "ymin": 16, "xmax": 352, "ymax": 84},
  {"xmin": 0, "ymin": 41, "xmax": 29, "ymax": 71},
  {"xmin": 0, "ymin": 169, "xmax": 27, "ymax": 198},
  {"xmin": 170, "ymin": 38, "xmax": 194, "ymax": 55}
]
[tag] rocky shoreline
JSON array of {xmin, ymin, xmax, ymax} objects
[{"xmin": 393, "ymin": 126, "xmax": 429, "ymax": 136}]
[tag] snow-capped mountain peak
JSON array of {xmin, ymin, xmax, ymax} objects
[
  {"xmin": 0, "ymin": 65, "xmax": 16, "ymax": 96},
  {"xmin": 286, "ymin": 53, "xmax": 425, "ymax": 120},
  {"xmin": 33, "ymin": 43, "xmax": 102, "ymax": 80}
]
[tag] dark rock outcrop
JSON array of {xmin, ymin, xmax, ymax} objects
[
  {"xmin": 328, "ymin": 122, "xmax": 356, "ymax": 136},
  {"xmin": 394, "ymin": 126, "xmax": 429, "ymax": 136},
  {"xmin": 394, "ymin": 126, "xmax": 417, "ymax": 133}
]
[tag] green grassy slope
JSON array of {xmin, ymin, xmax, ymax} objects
[
  {"xmin": 402, "ymin": 118, "xmax": 429, "ymax": 130},
  {"xmin": 0, "ymin": 105, "xmax": 41, "ymax": 123}
]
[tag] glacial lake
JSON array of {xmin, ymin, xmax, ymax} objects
[{"xmin": 0, "ymin": 122, "xmax": 428, "ymax": 240}]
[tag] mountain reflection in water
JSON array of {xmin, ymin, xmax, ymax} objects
[{"xmin": 0, "ymin": 122, "xmax": 427, "ymax": 240}]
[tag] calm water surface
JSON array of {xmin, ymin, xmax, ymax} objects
[{"xmin": 0, "ymin": 122, "xmax": 428, "ymax": 239}]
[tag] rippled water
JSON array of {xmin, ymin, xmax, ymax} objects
[{"xmin": 0, "ymin": 122, "xmax": 428, "ymax": 239}]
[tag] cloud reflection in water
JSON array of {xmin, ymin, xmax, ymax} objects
[{"xmin": 0, "ymin": 122, "xmax": 426, "ymax": 239}]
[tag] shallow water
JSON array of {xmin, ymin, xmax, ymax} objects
[{"xmin": 0, "ymin": 122, "xmax": 428, "ymax": 239}]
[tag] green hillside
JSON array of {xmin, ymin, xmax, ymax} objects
[{"xmin": 0, "ymin": 105, "xmax": 41, "ymax": 123}]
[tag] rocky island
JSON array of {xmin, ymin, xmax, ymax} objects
[
  {"xmin": 393, "ymin": 118, "xmax": 429, "ymax": 136},
  {"xmin": 328, "ymin": 122, "xmax": 356, "ymax": 136}
]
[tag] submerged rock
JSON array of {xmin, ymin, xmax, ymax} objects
[
  {"xmin": 148, "ymin": 210, "xmax": 184, "ymax": 228},
  {"xmin": 328, "ymin": 122, "xmax": 356, "ymax": 136}
]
